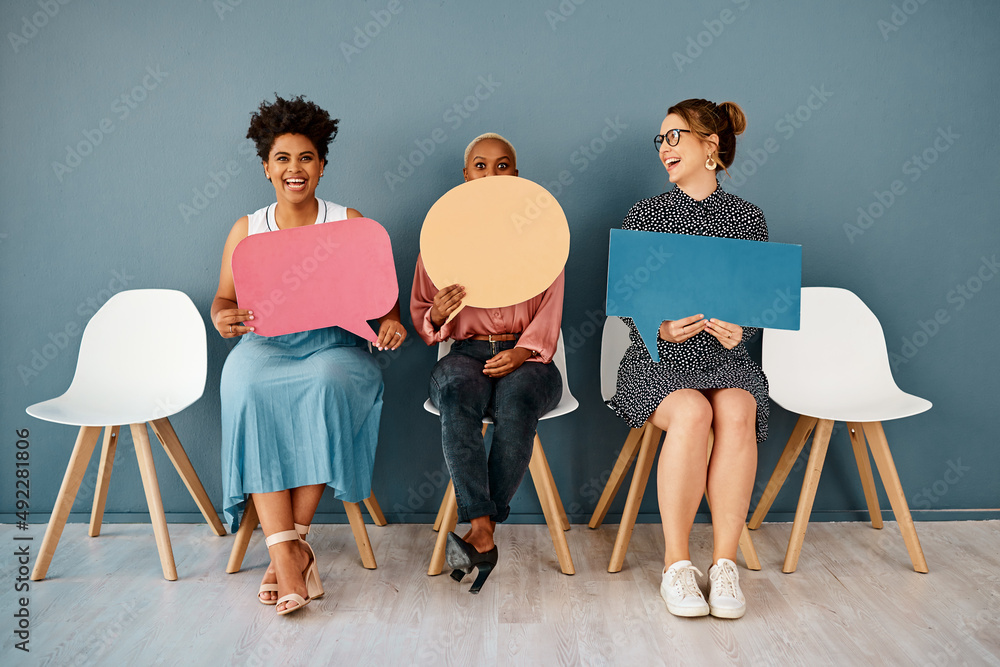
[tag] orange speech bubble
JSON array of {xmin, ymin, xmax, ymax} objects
[
  {"xmin": 419, "ymin": 177, "xmax": 570, "ymax": 318},
  {"xmin": 231, "ymin": 218, "xmax": 398, "ymax": 341}
]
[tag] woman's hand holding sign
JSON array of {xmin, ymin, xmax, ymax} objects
[
  {"xmin": 706, "ymin": 318, "xmax": 742, "ymax": 350},
  {"xmin": 658, "ymin": 314, "xmax": 706, "ymax": 343},
  {"xmin": 657, "ymin": 314, "xmax": 742, "ymax": 350},
  {"xmin": 430, "ymin": 284, "xmax": 466, "ymax": 329}
]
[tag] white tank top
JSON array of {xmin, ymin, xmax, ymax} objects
[{"xmin": 246, "ymin": 199, "xmax": 349, "ymax": 236}]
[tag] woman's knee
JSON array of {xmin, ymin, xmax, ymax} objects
[
  {"xmin": 495, "ymin": 363, "xmax": 561, "ymax": 414},
  {"xmin": 651, "ymin": 389, "xmax": 713, "ymax": 431},
  {"xmin": 710, "ymin": 389, "xmax": 757, "ymax": 433}
]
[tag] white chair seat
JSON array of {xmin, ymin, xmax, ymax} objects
[
  {"xmin": 421, "ymin": 332, "xmax": 579, "ymax": 421},
  {"xmin": 763, "ymin": 287, "xmax": 933, "ymax": 424},
  {"xmin": 26, "ymin": 289, "xmax": 206, "ymax": 427},
  {"xmin": 770, "ymin": 388, "xmax": 931, "ymax": 424},
  {"xmin": 422, "ymin": 392, "xmax": 579, "ymax": 422},
  {"xmin": 27, "ymin": 394, "xmax": 200, "ymax": 427}
]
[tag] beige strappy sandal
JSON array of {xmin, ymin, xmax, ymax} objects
[
  {"xmin": 264, "ymin": 530, "xmax": 324, "ymax": 616},
  {"xmin": 258, "ymin": 523, "xmax": 312, "ymax": 605},
  {"xmin": 294, "ymin": 523, "xmax": 324, "ymax": 600}
]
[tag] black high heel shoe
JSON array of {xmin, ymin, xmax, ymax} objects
[{"xmin": 445, "ymin": 532, "xmax": 499, "ymax": 594}]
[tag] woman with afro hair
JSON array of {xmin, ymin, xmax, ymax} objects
[{"xmin": 211, "ymin": 95, "xmax": 406, "ymax": 616}]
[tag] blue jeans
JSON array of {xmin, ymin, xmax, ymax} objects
[{"xmin": 429, "ymin": 339, "xmax": 562, "ymax": 523}]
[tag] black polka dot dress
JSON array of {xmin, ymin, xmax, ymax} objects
[{"xmin": 608, "ymin": 183, "xmax": 770, "ymax": 442}]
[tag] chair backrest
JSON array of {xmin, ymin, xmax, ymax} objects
[
  {"xmin": 547, "ymin": 330, "xmax": 579, "ymax": 417},
  {"xmin": 762, "ymin": 287, "xmax": 905, "ymax": 411},
  {"xmin": 429, "ymin": 330, "xmax": 578, "ymax": 419},
  {"xmin": 600, "ymin": 316, "xmax": 631, "ymax": 402},
  {"xmin": 63, "ymin": 289, "xmax": 207, "ymax": 417}
]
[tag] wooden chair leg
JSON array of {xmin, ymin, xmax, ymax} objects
[
  {"xmin": 529, "ymin": 434, "xmax": 575, "ymax": 574},
  {"xmin": 609, "ymin": 425, "xmax": 661, "ymax": 573},
  {"xmin": 862, "ymin": 422, "xmax": 928, "ymax": 573},
  {"xmin": 363, "ymin": 494, "xmax": 387, "ymax": 527},
  {"xmin": 432, "ymin": 480, "xmax": 454, "ymax": 532},
  {"xmin": 749, "ymin": 415, "xmax": 818, "ymax": 529},
  {"xmin": 588, "ymin": 426, "xmax": 645, "ymax": 529},
  {"xmin": 428, "ymin": 483, "xmax": 458, "ymax": 575},
  {"xmin": 31, "ymin": 426, "xmax": 102, "ymax": 581},
  {"xmin": 344, "ymin": 501, "xmax": 377, "ymax": 570},
  {"xmin": 534, "ymin": 439, "xmax": 570, "ymax": 531},
  {"xmin": 130, "ymin": 423, "xmax": 177, "ymax": 581},
  {"xmin": 847, "ymin": 422, "xmax": 883, "ymax": 529},
  {"xmin": 738, "ymin": 525, "xmax": 761, "ymax": 571},
  {"xmin": 149, "ymin": 418, "xmax": 226, "ymax": 536},
  {"xmin": 783, "ymin": 418, "xmax": 834, "ymax": 573},
  {"xmin": 89, "ymin": 425, "xmax": 120, "ymax": 538},
  {"xmin": 226, "ymin": 495, "xmax": 259, "ymax": 574}
]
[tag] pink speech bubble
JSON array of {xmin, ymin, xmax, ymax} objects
[{"xmin": 231, "ymin": 218, "xmax": 398, "ymax": 342}]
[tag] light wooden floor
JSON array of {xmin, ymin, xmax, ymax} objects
[{"xmin": 3, "ymin": 521, "xmax": 998, "ymax": 666}]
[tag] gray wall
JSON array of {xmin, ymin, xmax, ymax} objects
[{"xmin": 2, "ymin": 0, "xmax": 998, "ymax": 526}]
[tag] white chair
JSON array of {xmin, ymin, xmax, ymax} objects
[
  {"xmin": 588, "ymin": 316, "xmax": 761, "ymax": 572},
  {"xmin": 749, "ymin": 287, "xmax": 930, "ymax": 573},
  {"xmin": 425, "ymin": 331, "xmax": 578, "ymax": 575},
  {"xmin": 27, "ymin": 289, "xmax": 225, "ymax": 581}
]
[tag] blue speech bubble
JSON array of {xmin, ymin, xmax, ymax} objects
[{"xmin": 606, "ymin": 229, "xmax": 801, "ymax": 361}]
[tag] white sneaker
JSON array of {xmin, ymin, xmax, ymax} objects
[
  {"xmin": 708, "ymin": 558, "xmax": 746, "ymax": 619},
  {"xmin": 660, "ymin": 560, "xmax": 709, "ymax": 617}
]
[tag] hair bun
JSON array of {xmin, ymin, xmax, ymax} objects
[
  {"xmin": 718, "ymin": 101, "xmax": 747, "ymax": 135},
  {"xmin": 667, "ymin": 98, "xmax": 746, "ymax": 173}
]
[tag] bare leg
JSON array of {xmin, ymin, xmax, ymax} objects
[
  {"xmin": 291, "ymin": 484, "xmax": 325, "ymax": 526},
  {"xmin": 259, "ymin": 484, "xmax": 326, "ymax": 602},
  {"xmin": 648, "ymin": 389, "xmax": 713, "ymax": 568},
  {"xmin": 704, "ymin": 389, "xmax": 757, "ymax": 564},
  {"xmin": 254, "ymin": 484, "xmax": 324, "ymax": 611}
]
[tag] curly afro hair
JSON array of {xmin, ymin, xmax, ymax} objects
[{"xmin": 246, "ymin": 94, "xmax": 339, "ymax": 163}]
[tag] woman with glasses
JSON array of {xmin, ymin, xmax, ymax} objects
[
  {"xmin": 213, "ymin": 95, "xmax": 406, "ymax": 616},
  {"xmin": 609, "ymin": 99, "xmax": 768, "ymax": 619},
  {"xmin": 410, "ymin": 133, "xmax": 564, "ymax": 593}
]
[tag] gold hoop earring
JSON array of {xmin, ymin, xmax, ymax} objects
[{"xmin": 705, "ymin": 153, "xmax": 717, "ymax": 170}]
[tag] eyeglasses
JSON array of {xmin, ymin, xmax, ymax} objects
[{"xmin": 653, "ymin": 129, "xmax": 691, "ymax": 151}]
